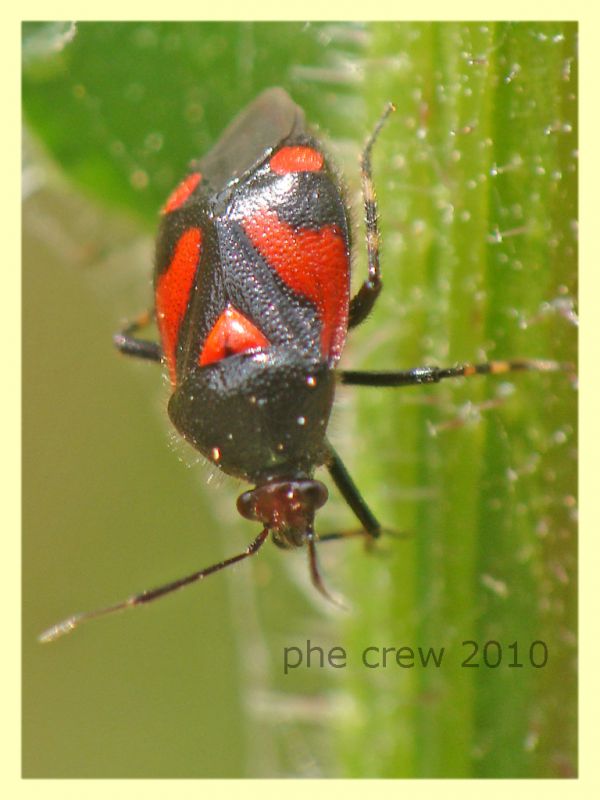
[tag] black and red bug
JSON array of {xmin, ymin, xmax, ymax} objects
[{"xmin": 40, "ymin": 88, "xmax": 569, "ymax": 641}]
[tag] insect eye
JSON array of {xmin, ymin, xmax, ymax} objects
[
  {"xmin": 298, "ymin": 481, "xmax": 328, "ymax": 510},
  {"xmin": 236, "ymin": 491, "xmax": 258, "ymax": 521}
]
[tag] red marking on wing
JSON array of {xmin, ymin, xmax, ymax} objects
[
  {"xmin": 242, "ymin": 210, "xmax": 349, "ymax": 361},
  {"xmin": 269, "ymin": 146, "xmax": 324, "ymax": 174},
  {"xmin": 155, "ymin": 227, "xmax": 202, "ymax": 385},
  {"xmin": 162, "ymin": 172, "xmax": 202, "ymax": 214},
  {"xmin": 200, "ymin": 305, "xmax": 270, "ymax": 367}
]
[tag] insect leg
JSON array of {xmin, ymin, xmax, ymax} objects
[
  {"xmin": 113, "ymin": 309, "xmax": 163, "ymax": 363},
  {"xmin": 340, "ymin": 358, "xmax": 574, "ymax": 388},
  {"xmin": 325, "ymin": 441, "xmax": 381, "ymax": 540},
  {"xmin": 349, "ymin": 102, "xmax": 396, "ymax": 329}
]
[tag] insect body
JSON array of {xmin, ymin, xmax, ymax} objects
[{"xmin": 40, "ymin": 88, "xmax": 567, "ymax": 642}]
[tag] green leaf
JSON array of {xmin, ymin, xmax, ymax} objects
[
  {"xmin": 22, "ymin": 21, "xmax": 364, "ymax": 223},
  {"xmin": 337, "ymin": 21, "xmax": 577, "ymax": 778}
]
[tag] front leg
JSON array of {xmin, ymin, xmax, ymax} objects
[{"xmin": 325, "ymin": 440, "xmax": 382, "ymax": 540}]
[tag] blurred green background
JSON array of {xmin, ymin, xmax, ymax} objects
[{"xmin": 23, "ymin": 22, "xmax": 577, "ymax": 778}]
